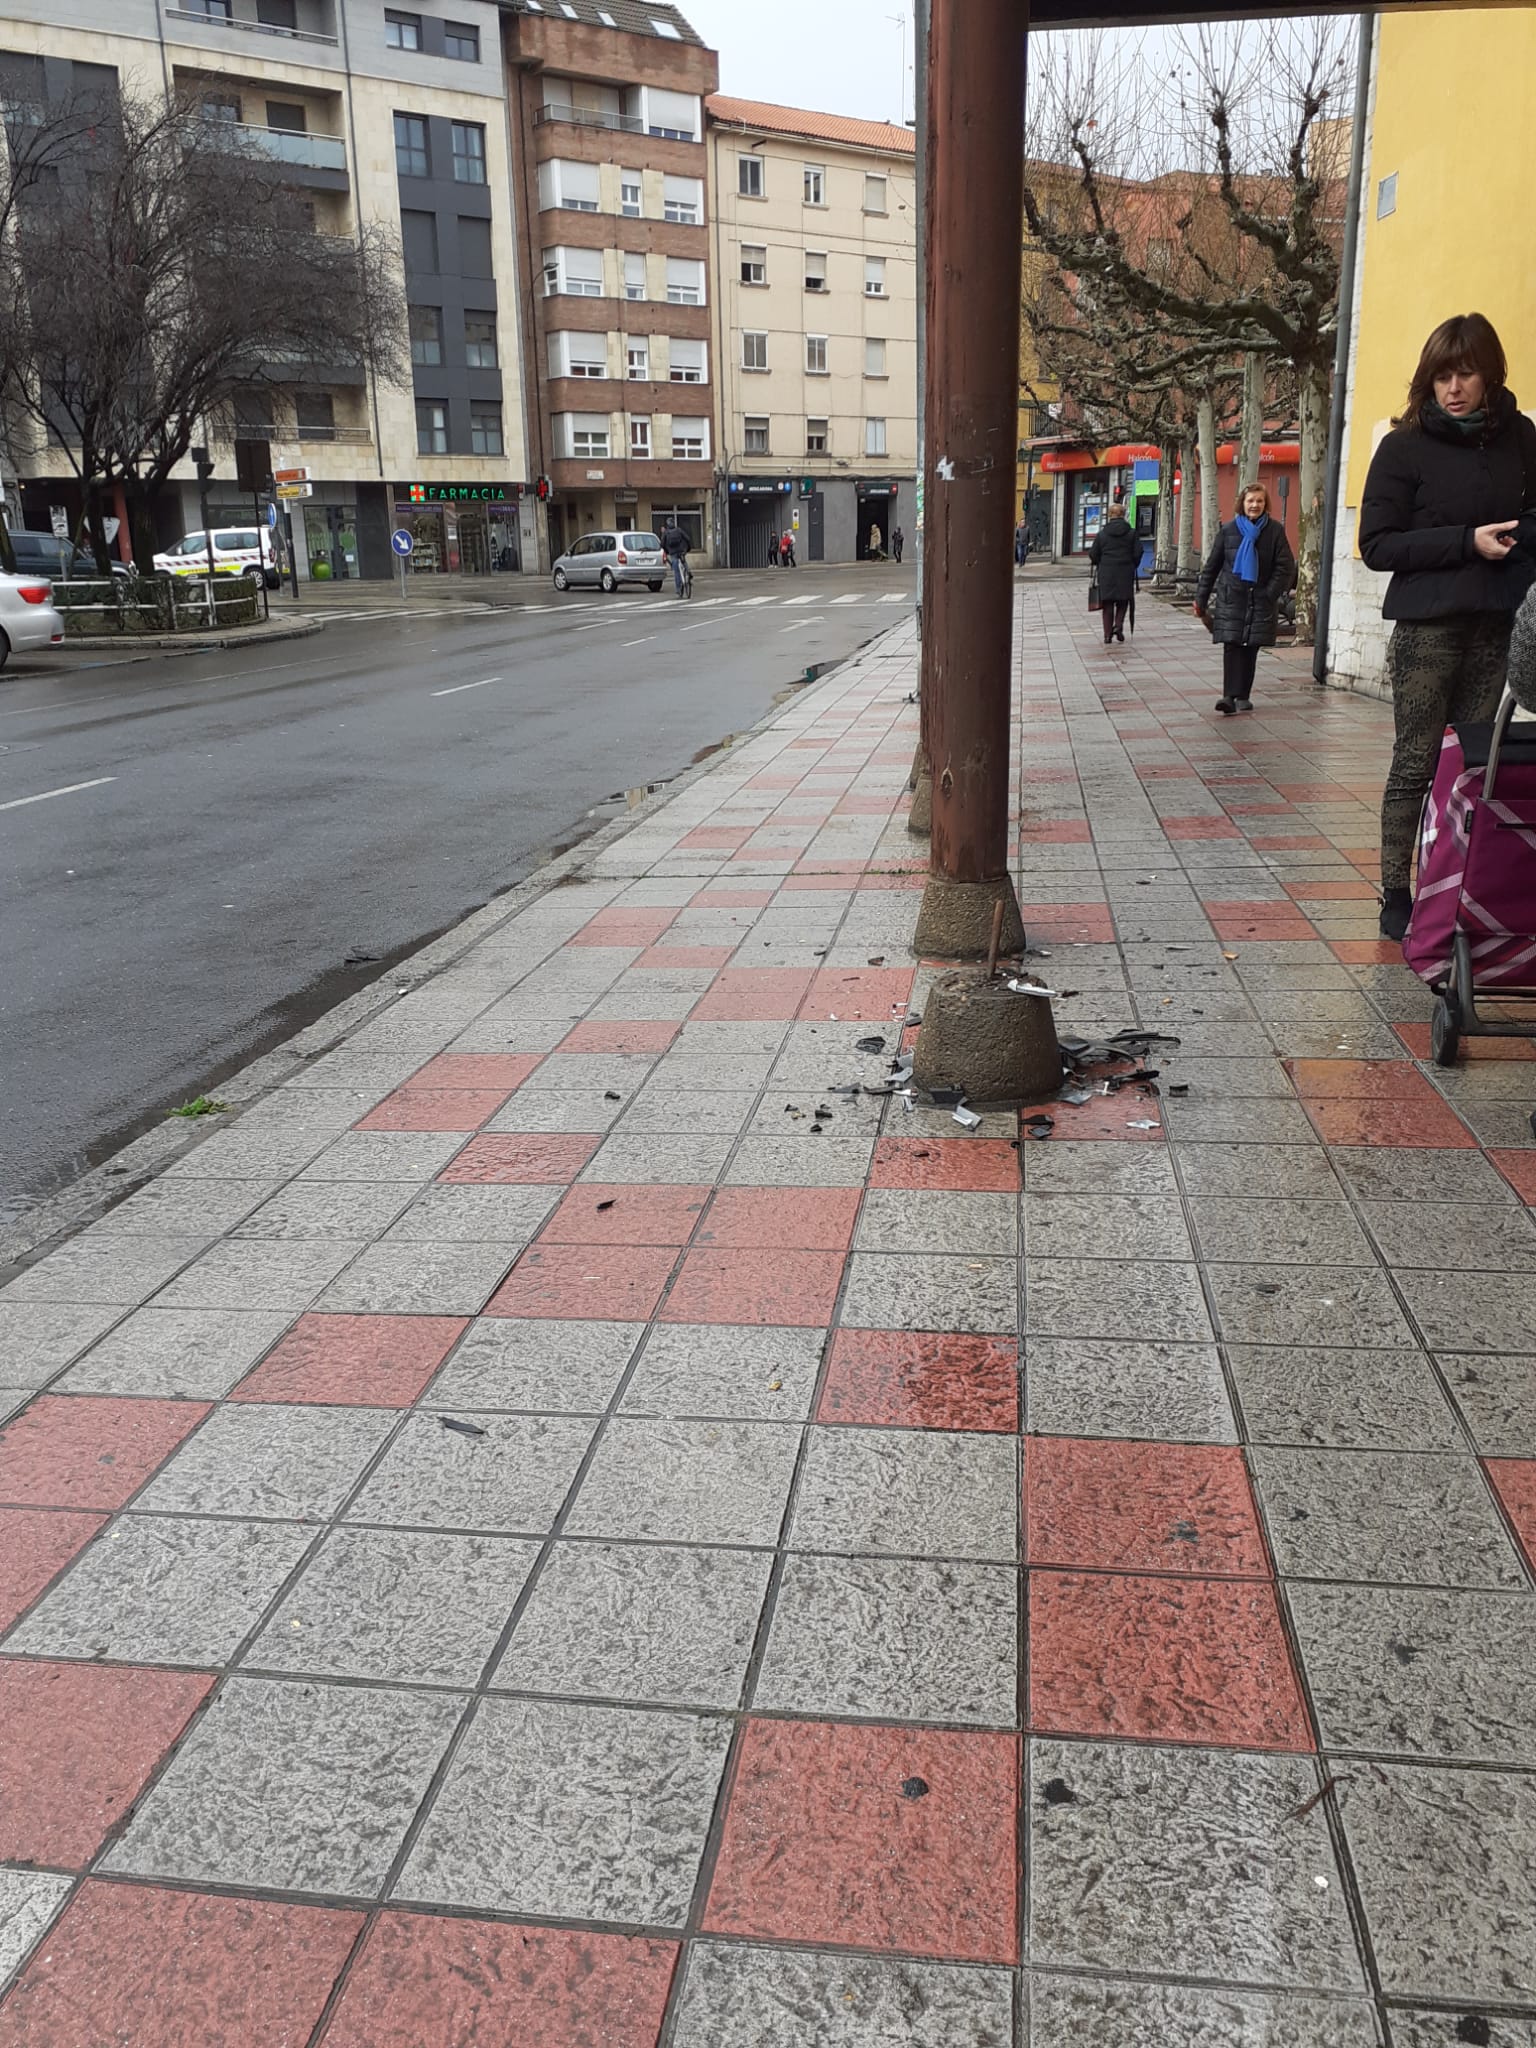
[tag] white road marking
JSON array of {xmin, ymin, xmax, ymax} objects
[
  {"xmin": 831, "ymin": 594, "xmax": 861, "ymax": 605},
  {"xmin": 738, "ymin": 596, "xmax": 777, "ymax": 608},
  {"xmin": 0, "ymin": 776, "xmax": 116, "ymax": 813},
  {"xmin": 880, "ymin": 592, "xmax": 909, "ymax": 603},
  {"xmin": 680, "ymin": 622, "xmax": 711, "ymax": 632},
  {"xmin": 621, "ymin": 637, "xmax": 656, "ymax": 648},
  {"xmin": 783, "ymin": 595, "xmax": 816, "ymax": 606},
  {"xmin": 432, "ymin": 676, "xmax": 503, "ymax": 698}
]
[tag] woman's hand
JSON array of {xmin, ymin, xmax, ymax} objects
[{"xmin": 1473, "ymin": 521, "xmax": 1520, "ymax": 561}]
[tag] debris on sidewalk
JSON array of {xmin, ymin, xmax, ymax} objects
[{"xmin": 438, "ymin": 1416, "xmax": 487, "ymax": 1440}]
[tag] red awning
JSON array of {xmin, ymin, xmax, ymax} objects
[
  {"xmin": 1039, "ymin": 449, "xmax": 1097, "ymax": 473},
  {"xmin": 1218, "ymin": 443, "xmax": 1301, "ymax": 466},
  {"xmin": 1097, "ymin": 445, "xmax": 1161, "ymax": 465}
]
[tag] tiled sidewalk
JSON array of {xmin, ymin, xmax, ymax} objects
[{"xmin": 1, "ymin": 570, "xmax": 1535, "ymax": 2047}]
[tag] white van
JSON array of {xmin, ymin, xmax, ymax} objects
[{"xmin": 154, "ymin": 527, "xmax": 280, "ymax": 587}]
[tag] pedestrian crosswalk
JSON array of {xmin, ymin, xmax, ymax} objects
[{"xmin": 296, "ymin": 590, "xmax": 915, "ymax": 626}]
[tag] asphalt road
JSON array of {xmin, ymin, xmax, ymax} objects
[{"xmin": 0, "ymin": 564, "xmax": 913, "ymax": 1222}]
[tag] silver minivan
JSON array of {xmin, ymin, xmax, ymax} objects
[{"xmin": 551, "ymin": 530, "xmax": 666, "ymax": 593}]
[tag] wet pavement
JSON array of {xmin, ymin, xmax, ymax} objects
[{"xmin": 0, "ymin": 567, "xmax": 1532, "ymax": 2045}]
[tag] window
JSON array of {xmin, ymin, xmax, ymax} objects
[
  {"xmin": 470, "ymin": 404, "xmax": 502, "ymax": 456},
  {"xmin": 452, "ymin": 122, "xmax": 486, "ymax": 184},
  {"xmin": 630, "ymin": 416, "xmax": 652, "ymax": 458},
  {"xmin": 627, "ymin": 340, "xmax": 650, "ymax": 381},
  {"xmin": 620, "ymin": 171, "xmax": 642, "ymax": 218},
  {"xmin": 806, "ymin": 417, "xmax": 828, "ymax": 454},
  {"xmin": 543, "ymin": 246, "xmax": 603, "ymax": 297},
  {"xmin": 740, "ymin": 244, "xmax": 766, "ymax": 287},
  {"xmin": 552, "ymin": 332, "xmax": 607, "ymax": 378},
  {"xmin": 672, "ymin": 420, "xmax": 709, "ymax": 460},
  {"xmin": 866, "ymin": 417, "xmax": 887, "ymax": 457},
  {"xmin": 188, "ymin": 0, "xmax": 232, "ymax": 18},
  {"xmin": 742, "ymin": 331, "xmax": 768, "ymax": 373},
  {"xmin": 669, "ymin": 338, "xmax": 706, "ymax": 384},
  {"xmin": 539, "ymin": 158, "xmax": 599, "ymax": 212},
  {"xmin": 1377, "ymin": 172, "xmax": 1397, "ymax": 220},
  {"xmin": 744, "ymin": 415, "xmax": 770, "ymax": 455},
  {"xmin": 409, "ymin": 304, "xmax": 442, "ymax": 366},
  {"xmin": 416, "ymin": 400, "xmax": 447, "ymax": 455},
  {"xmin": 623, "ymin": 252, "xmax": 647, "ymax": 301},
  {"xmin": 295, "ymin": 391, "xmax": 335, "ymax": 437},
  {"xmin": 400, "ymin": 209, "xmax": 438, "ymax": 273},
  {"xmin": 652, "ymin": 16, "xmax": 680, "ymax": 35},
  {"xmin": 663, "ymin": 174, "xmax": 701, "ymax": 224},
  {"xmin": 665, "ymin": 257, "xmax": 704, "ymax": 306},
  {"xmin": 256, "ymin": 0, "xmax": 296, "ymax": 24},
  {"xmin": 465, "ymin": 314, "xmax": 498, "ymax": 368},
  {"xmin": 865, "ymin": 336, "xmax": 887, "ymax": 377},
  {"xmin": 458, "ymin": 216, "xmax": 492, "ymax": 277},
  {"xmin": 805, "ymin": 335, "xmax": 828, "ymax": 375},
  {"xmin": 385, "ymin": 9, "xmax": 421, "ymax": 47},
  {"xmin": 393, "ymin": 112, "xmax": 428, "ymax": 178},
  {"xmin": 864, "ymin": 172, "xmax": 888, "ymax": 213},
  {"xmin": 653, "ymin": 504, "xmax": 703, "ymax": 550},
  {"xmin": 804, "ymin": 250, "xmax": 827, "ymax": 293},
  {"xmin": 266, "ymin": 100, "xmax": 305, "ymax": 133},
  {"xmin": 443, "ymin": 20, "xmax": 479, "ymax": 59},
  {"xmin": 560, "ymin": 413, "xmax": 610, "ymax": 459},
  {"xmin": 804, "ymin": 164, "xmax": 825, "ymax": 205},
  {"xmin": 202, "ymin": 94, "xmax": 241, "ymax": 122},
  {"xmin": 643, "ymin": 87, "xmax": 699, "ymax": 140},
  {"xmin": 864, "ymin": 256, "xmax": 887, "ymax": 297},
  {"xmin": 738, "ymin": 154, "xmax": 763, "ymax": 198}
]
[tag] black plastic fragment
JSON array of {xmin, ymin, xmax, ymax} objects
[
  {"xmin": 855, "ymin": 1035, "xmax": 888, "ymax": 1054},
  {"xmin": 1041, "ymin": 1778, "xmax": 1077, "ymax": 1806},
  {"xmin": 900, "ymin": 1776, "xmax": 930, "ymax": 1801},
  {"xmin": 439, "ymin": 1417, "xmax": 487, "ymax": 1439}
]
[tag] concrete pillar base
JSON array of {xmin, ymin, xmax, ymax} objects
[
  {"xmin": 912, "ymin": 872, "xmax": 1024, "ymax": 959},
  {"xmin": 912, "ymin": 968, "xmax": 1062, "ymax": 1103},
  {"xmin": 907, "ymin": 765, "xmax": 932, "ymax": 836},
  {"xmin": 909, "ymin": 741, "xmax": 925, "ymax": 791}
]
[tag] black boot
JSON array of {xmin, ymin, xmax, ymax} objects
[
  {"xmin": 1379, "ymin": 887, "xmax": 1412, "ymax": 941},
  {"xmin": 1216, "ymin": 697, "xmax": 1236, "ymax": 716}
]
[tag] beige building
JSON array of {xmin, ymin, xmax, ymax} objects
[{"xmin": 706, "ymin": 96, "xmax": 916, "ymax": 566}]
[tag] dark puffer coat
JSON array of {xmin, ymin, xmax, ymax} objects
[
  {"xmin": 1359, "ymin": 388, "xmax": 1536, "ymax": 620},
  {"xmin": 1195, "ymin": 518, "xmax": 1296, "ymax": 647},
  {"xmin": 1088, "ymin": 514, "xmax": 1139, "ymax": 603}
]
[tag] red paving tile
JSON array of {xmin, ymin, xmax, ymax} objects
[
  {"xmin": 1018, "ymin": 822, "xmax": 1092, "ymax": 843},
  {"xmin": 1250, "ymin": 834, "xmax": 1331, "ymax": 851},
  {"xmin": 438, "ymin": 1134, "xmax": 599, "ymax": 1185},
  {"xmin": 0, "ymin": 1397, "xmax": 209, "ymax": 1511},
  {"xmin": 691, "ymin": 968, "xmax": 814, "ymax": 1023},
  {"xmin": 1485, "ymin": 1460, "xmax": 1536, "ymax": 1569},
  {"xmin": 1330, "ymin": 940, "xmax": 1409, "ymax": 965},
  {"xmin": 0, "ymin": 1883, "xmax": 362, "ymax": 2048},
  {"xmin": 1026, "ymin": 1437, "xmax": 1269, "ymax": 1578},
  {"xmin": 355, "ymin": 1088, "xmax": 512, "ymax": 1133},
  {"xmin": 697, "ymin": 1186, "xmax": 862, "ymax": 1251},
  {"xmin": 1490, "ymin": 1152, "xmax": 1536, "ymax": 1203},
  {"xmin": 0, "ymin": 1509, "xmax": 107, "ymax": 1633},
  {"xmin": 661, "ymin": 1247, "xmax": 844, "ymax": 1326},
  {"xmin": 783, "ymin": 873, "xmax": 859, "ymax": 892},
  {"xmin": 556, "ymin": 1020, "xmax": 680, "ymax": 1056},
  {"xmin": 1164, "ymin": 817, "xmax": 1242, "ymax": 841},
  {"xmin": 407, "ymin": 1054, "xmax": 540, "ymax": 1093},
  {"xmin": 1287, "ymin": 1059, "xmax": 1442, "ymax": 1100},
  {"xmin": 678, "ymin": 827, "xmax": 753, "ymax": 851},
  {"xmin": 0, "ymin": 1662, "xmax": 214, "ymax": 1866},
  {"xmin": 570, "ymin": 910, "xmax": 676, "ymax": 946},
  {"xmin": 693, "ymin": 888, "xmax": 775, "ymax": 908},
  {"xmin": 634, "ymin": 945, "xmax": 734, "ymax": 970},
  {"xmin": 1211, "ymin": 915, "xmax": 1316, "ymax": 942},
  {"xmin": 323, "ymin": 1915, "xmax": 678, "ymax": 2048},
  {"xmin": 1016, "ymin": 1094, "xmax": 1166, "ymax": 1142},
  {"xmin": 800, "ymin": 967, "xmax": 915, "ymax": 1022},
  {"xmin": 836, "ymin": 795, "xmax": 898, "ymax": 815},
  {"xmin": 231, "ymin": 1314, "xmax": 468, "ymax": 1407},
  {"xmin": 1275, "ymin": 783, "xmax": 1346, "ymax": 801},
  {"xmin": 817, "ymin": 1331, "xmax": 1018, "ymax": 1432},
  {"xmin": 871, "ymin": 1138, "xmax": 1021, "ymax": 1192},
  {"xmin": 485, "ymin": 1244, "xmax": 676, "ymax": 1322},
  {"xmin": 539, "ymin": 1184, "xmax": 711, "ymax": 1247},
  {"xmin": 1395, "ymin": 1024, "xmax": 1536, "ymax": 1062},
  {"xmin": 1028, "ymin": 1570, "xmax": 1313, "ymax": 1752},
  {"xmin": 1301, "ymin": 1095, "xmax": 1476, "ymax": 1148},
  {"xmin": 705, "ymin": 1718, "xmax": 1019, "ymax": 1963},
  {"xmin": 854, "ymin": 872, "xmax": 927, "ymax": 891}
]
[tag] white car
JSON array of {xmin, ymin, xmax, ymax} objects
[
  {"xmin": 153, "ymin": 527, "xmax": 280, "ymax": 587},
  {"xmin": 0, "ymin": 570, "xmax": 66, "ymax": 670}
]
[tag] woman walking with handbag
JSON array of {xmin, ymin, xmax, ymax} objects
[
  {"xmin": 1088, "ymin": 504, "xmax": 1138, "ymax": 645},
  {"xmin": 1194, "ymin": 483, "xmax": 1296, "ymax": 714}
]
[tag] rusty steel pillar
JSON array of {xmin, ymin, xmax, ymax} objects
[{"xmin": 912, "ymin": 0, "xmax": 1028, "ymax": 959}]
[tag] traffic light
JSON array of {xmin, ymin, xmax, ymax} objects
[
  {"xmin": 535, "ymin": 475, "xmax": 553, "ymax": 502},
  {"xmin": 191, "ymin": 444, "xmax": 215, "ymax": 483}
]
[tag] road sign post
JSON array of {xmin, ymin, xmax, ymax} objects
[{"xmin": 391, "ymin": 527, "xmax": 413, "ymax": 601}]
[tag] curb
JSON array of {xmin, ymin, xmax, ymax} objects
[{"xmin": 61, "ymin": 620, "xmax": 324, "ymax": 654}]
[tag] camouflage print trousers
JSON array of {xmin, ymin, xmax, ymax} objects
[{"xmin": 1380, "ymin": 612, "xmax": 1512, "ymax": 890}]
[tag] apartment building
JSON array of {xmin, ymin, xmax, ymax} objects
[
  {"xmin": 503, "ymin": 0, "xmax": 718, "ymax": 561},
  {"xmin": 706, "ymin": 97, "xmax": 917, "ymax": 567}
]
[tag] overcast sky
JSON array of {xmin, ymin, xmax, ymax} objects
[{"xmin": 683, "ymin": 0, "xmax": 920, "ymax": 124}]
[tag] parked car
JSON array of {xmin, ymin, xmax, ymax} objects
[
  {"xmin": 153, "ymin": 527, "xmax": 280, "ymax": 588},
  {"xmin": 551, "ymin": 531, "xmax": 666, "ymax": 593},
  {"xmin": 7, "ymin": 529, "xmax": 130, "ymax": 581},
  {"xmin": 0, "ymin": 571, "xmax": 66, "ymax": 669}
]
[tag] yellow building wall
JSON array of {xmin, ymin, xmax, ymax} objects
[{"xmin": 1345, "ymin": 4, "xmax": 1536, "ymax": 510}]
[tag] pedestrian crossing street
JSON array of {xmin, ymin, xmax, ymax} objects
[{"xmin": 292, "ymin": 591, "xmax": 914, "ymax": 625}]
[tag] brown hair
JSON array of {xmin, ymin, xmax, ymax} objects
[
  {"xmin": 1238, "ymin": 481, "xmax": 1271, "ymax": 516},
  {"xmin": 1397, "ymin": 313, "xmax": 1507, "ymax": 427}
]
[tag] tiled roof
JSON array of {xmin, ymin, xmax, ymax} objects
[
  {"xmin": 503, "ymin": 0, "xmax": 706, "ymax": 47},
  {"xmin": 707, "ymin": 95, "xmax": 916, "ymax": 157}
]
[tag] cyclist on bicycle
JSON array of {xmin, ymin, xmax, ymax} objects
[{"xmin": 661, "ymin": 521, "xmax": 691, "ymax": 597}]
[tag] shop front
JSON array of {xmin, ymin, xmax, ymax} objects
[
  {"xmin": 726, "ymin": 478, "xmax": 795, "ymax": 568},
  {"xmin": 856, "ymin": 480, "xmax": 901, "ymax": 560},
  {"xmin": 392, "ymin": 482, "xmax": 524, "ymax": 575}
]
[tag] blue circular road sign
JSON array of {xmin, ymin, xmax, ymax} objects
[{"xmin": 390, "ymin": 529, "xmax": 414, "ymax": 557}]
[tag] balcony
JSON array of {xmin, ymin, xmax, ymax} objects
[
  {"xmin": 535, "ymin": 103, "xmax": 645, "ymax": 136},
  {"xmin": 166, "ymin": 6, "xmax": 339, "ymax": 48},
  {"xmin": 207, "ymin": 120, "xmax": 346, "ymax": 171}
]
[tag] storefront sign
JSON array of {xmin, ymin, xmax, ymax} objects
[
  {"xmin": 731, "ymin": 480, "xmax": 792, "ymax": 498},
  {"xmin": 404, "ymin": 483, "xmax": 518, "ymax": 504},
  {"xmin": 857, "ymin": 482, "xmax": 900, "ymax": 500}
]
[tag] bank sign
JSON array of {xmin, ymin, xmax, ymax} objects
[{"xmin": 405, "ymin": 483, "xmax": 518, "ymax": 504}]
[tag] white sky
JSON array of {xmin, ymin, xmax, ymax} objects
[{"xmin": 682, "ymin": 0, "xmax": 920, "ymax": 125}]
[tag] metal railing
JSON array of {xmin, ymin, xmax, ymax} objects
[
  {"xmin": 535, "ymin": 102, "xmax": 645, "ymax": 136},
  {"xmin": 205, "ymin": 119, "xmax": 346, "ymax": 171},
  {"xmin": 165, "ymin": 7, "xmax": 340, "ymax": 47},
  {"xmin": 49, "ymin": 575, "xmax": 262, "ymax": 636}
]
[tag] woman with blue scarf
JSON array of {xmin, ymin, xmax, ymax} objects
[{"xmin": 1194, "ymin": 483, "xmax": 1297, "ymax": 714}]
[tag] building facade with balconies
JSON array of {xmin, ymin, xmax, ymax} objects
[{"xmin": 502, "ymin": 0, "xmax": 718, "ymax": 561}]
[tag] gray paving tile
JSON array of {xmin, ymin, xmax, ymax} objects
[
  {"xmin": 751, "ymin": 1092, "xmax": 883, "ymax": 1138},
  {"xmin": 1021, "ymin": 1143, "xmax": 1178, "ymax": 1195},
  {"xmin": 135, "ymin": 1404, "xmax": 394, "ymax": 1522},
  {"xmin": 423, "ymin": 1318, "xmax": 640, "ymax": 1413},
  {"xmin": 313, "ymin": 1242, "xmax": 515, "ymax": 1316},
  {"xmin": 854, "ymin": 1190, "xmax": 1017, "ymax": 1258},
  {"xmin": 1440, "ymin": 1353, "xmax": 1536, "ymax": 1457},
  {"xmin": 164, "ymin": 1129, "xmax": 335, "ymax": 1180},
  {"xmin": 1189, "ymin": 1196, "xmax": 1375, "ymax": 1267},
  {"xmin": 1266, "ymin": 1022, "xmax": 1408, "ymax": 1060},
  {"xmin": 577, "ymin": 1131, "xmax": 737, "ymax": 1184},
  {"xmin": 565, "ymin": 1418, "xmax": 800, "ymax": 1547},
  {"xmin": 1209, "ymin": 1265, "xmax": 1412, "ymax": 1349},
  {"xmin": 1397, "ymin": 1269, "xmax": 1536, "ymax": 1356},
  {"xmin": 57, "ymin": 1307, "xmax": 295, "ymax": 1400},
  {"xmin": 790, "ymin": 1425, "xmax": 1017, "ymax": 1562},
  {"xmin": 645, "ymin": 1054, "xmax": 778, "ymax": 1093},
  {"xmin": 1390, "ymin": 2011, "xmax": 1536, "ymax": 2047},
  {"xmin": 1025, "ymin": 1258, "xmax": 1212, "ymax": 1344},
  {"xmin": 382, "ymin": 1182, "xmax": 563, "ymax": 1243},
  {"xmin": 397, "ymin": 1697, "xmax": 731, "ymax": 1925},
  {"xmin": 1026, "ymin": 1977, "xmax": 1381, "ymax": 2047},
  {"xmin": 0, "ymin": 1302, "xmax": 125, "ymax": 1390},
  {"xmin": 6, "ymin": 1235, "xmax": 214, "ymax": 1308},
  {"xmin": 619, "ymin": 1088, "xmax": 758, "ymax": 1134},
  {"xmin": 840, "ymin": 1251, "xmax": 1017, "ymax": 1335},
  {"xmin": 754, "ymin": 1552, "xmax": 1017, "ymax": 1725},
  {"xmin": 103, "ymin": 1675, "xmax": 461, "ymax": 1897},
  {"xmin": 1228, "ymin": 1346, "xmax": 1462, "ymax": 1451},
  {"xmin": 0, "ymin": 1389, "xmax": 31, "ymax": 1425},
  {"xmin": 1027, "ymin": 1338, "xmax": 1236, "ymax": 1443},
  {"xmin": 1340, "ymin": 1761, "xmax": 1536, "ymax": 2004},
  {"xmin": 1328, "ymin": 1147, "xmax": 1519, "ymax": 1206},
  {"xmin": 153, "ymin": 1240, "xmax": 366, "ymax": 1312},
  {"xmin": 91, "ymin": 1179, "xmax": 280, "ymax": 1237},
  {"xmin": 0, "ymin": 1869, "xmax": 72, "ymax": 1995},
  {"xmin": 1174, "ymin": 1143, "xmax": 1343, "ymax": 1198},
  {"xmin": 670, "ymin": 1944, "xmax": 1015, "ymax": 2048},
  {"xmin": 5, "ymin": 1514, "xmax": 310, "ymax": 1665},
  {"xmin": 1252, "ymin": 1448, "xmax": 1527, "ymax": 1589},
  {"xmin": 483, "ymin": 1089, "xmax": 628, "ymax": 1133},
  {"xmin": 621, "ymin": 1323, "xmax": 826, "ymax": 1420},
  {"xmin": 494, "ymin": 1540, "xmax": 771, "ymax": 1708},
  {"xmin": 346, "ymin": 1413, "xmax": 595, "ymax": 1534},
  {"xmin": 232, "ymin": 1182, "xmax": 418, "ymax": 1241},
  {"xmin": 1364, "ymin": 1200, "xmax": 1536, "ymax": 1272},
  {"xmin": 295, "ymin": 1130, "xmax": 469, "ymax": 1182},
  {"xmin": 245, "ymin": 1527, "xmax": 539, "ymax": 1687},
  {"xmin": 1028, "ymin": 1738, "xmax": 1363, "ymax": 1990},
  {"xmin": 1022, "ymin": 1192, "xmax": 1192, "ymax": 1261},
  {"xmin": 1163, "ymin": 1097, "xmax": 1320, "ymax": 1145},
  {"xmin": 1289, "ymin": 1582, "xmax": 1536, "ymax": 1764},
  {"xmin": 671, "ymin": 1021, "xmax": 792, "ymax": 1057},
  {"xmin": 1443, "ymin": 1100, "xmax": 1536, "ymax": 1149}
]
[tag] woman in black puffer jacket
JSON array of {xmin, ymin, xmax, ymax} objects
[
  {"xmin": 1360, "ymin": 312, "xmax": 1536, "ymax": 939},
  {"xmin": 1194, "ymin": 482, "xmax": 1297, "ymax": 715}
]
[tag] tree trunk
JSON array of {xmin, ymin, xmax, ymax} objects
[
  {"xmin": 1197, "ymin": 393, "xmax": 1220, "ymax": 560},
  {"xmin": 1176, "ymin": 432, "xmax": 1198, "ymax": 590},
  {"xmin": 1152, "ymin": 435, "xmax": 1177, "ymax": 588},
  {"xmin": 1239, "ymin": 353, "xmax": 1265, "ymax": 491},
  {"xmin": 123, "ymin": 480, "xmax": 159, "ymax": 578},
  {"xmin": 1294, "ymin": 355, "xmax": 1331, "ymax": 643}
]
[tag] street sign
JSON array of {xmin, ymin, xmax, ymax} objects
[
  {"xmin": 264, "ymin": 501, "xmax": 278, "ymax": 528},
  {"xmin": 275, "ymin": 481, "xmax": 313, "ymax": 501},
  {"xmin": 390, "ymin": 530, "xmax": 414, "ymax": 557},
  {"xmin": 274, "ymin": 466, "xmax": 310, "ymax": 485}
]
